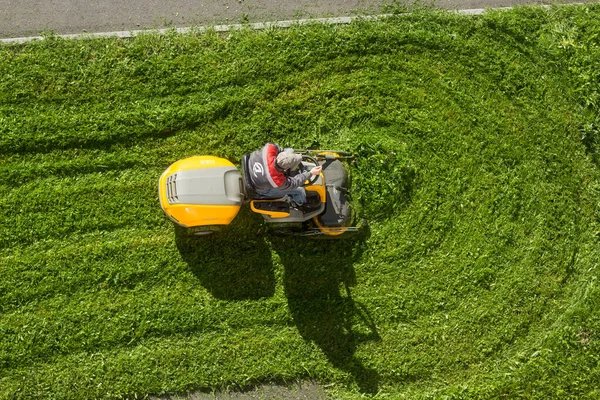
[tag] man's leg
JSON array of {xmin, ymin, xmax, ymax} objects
[
  {"xmin": 286, "ymin": 187, "xmax": 306, "ymax": 205},
  {"xmin": 257, "ymin": 187, "xmax": 306, "ymax": 205},
  {"xmin": 257, "ymin": 188, "xmax": 288, "ymax": 199}
]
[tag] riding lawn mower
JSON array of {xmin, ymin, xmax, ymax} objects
[{"xmin": 158, "ymin": 150, "xmax": 365, "ymax": 238}]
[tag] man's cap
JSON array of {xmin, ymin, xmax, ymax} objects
[{"xmin": 276, "ymin": 151, "xmax": 302, "ymax": 170}]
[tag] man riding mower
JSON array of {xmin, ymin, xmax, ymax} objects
[{"xmin": 158, "ymin": 146, "xmax": 364, "ymax": 238}]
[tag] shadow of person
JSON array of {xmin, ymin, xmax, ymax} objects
[
  {"xmin": 271, "ymin": 231, "xmax": 381, "ymax": 394},
  {"xmin": 175, "ymin": 207, "xmax": 275, "ymax": 300}
]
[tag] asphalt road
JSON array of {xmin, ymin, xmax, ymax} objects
[{"xmin": 0, "ymin": 0, "xmax": 597, "ymax": 40}]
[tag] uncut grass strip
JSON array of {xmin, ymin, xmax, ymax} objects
[
  {"xmin": 0, "ymin": 18, "xmax": 540, "ymax": 119},
  {"xmin": 0, "ymin": 82, "xmax": 276, "ymax": 156},
  {"xmin": 0, "ymin": 253, "xmax": 286, "ymax": 326},
  {"xmin": 0, "ymin": 229, "xmax": 177, "ymax": 311},
  {"xmin": 0, "ymin": 124, "xmax": 245, "ymax": 186},
  {"xmin": 0, "ymin": 289, "xmax": 295, "ymax": 371},
  {"xmin": 0, "ymin": 118, "xmax": 238, "ymax": 175},
  {"xmin": 1, "ymin": 225, "xmax": 291, "ymax": 311},
  {"xmin": 0, "ymin": 99, "xmax": 267, "ymax": 156},
  {"xmin": 0, "ymin": 159, "xmax": 158, "ymax": 187},
  {"xmin": 0, "ymin": 213, "xmax": 161, "ymax": 251},
  {"xmin": 0, "ymin": 326, "xmax": 321, "ymax": 399},
  {"xmin": 0, "ymin": 106, "xmax": 231, "ymax": 156},
  {"xmin": 1, "ymin": 256, "xmax": 285, "ymax": 322},
  {"xmin": 0, "ymin": 226, "xmax": 172, "ymax": 258},
  {"xmin": 0, "ymin": 171, "xmax": 165, "ymax": 249}
]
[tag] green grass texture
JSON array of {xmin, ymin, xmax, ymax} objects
[{"xmin": 1, "ymin": 5, "xmax": 600, "ymax": 399}]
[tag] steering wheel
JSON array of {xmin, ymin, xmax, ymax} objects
[{"xmin": 300, "ymin": 155, "xmax": 320, "ymax": 186}]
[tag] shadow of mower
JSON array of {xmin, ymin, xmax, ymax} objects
[
  {"xmin": 271, "ymin": 228, "xmax": 381, "ymax": 394},
  {"xmin": 175, "ymin": 207, "xmax": 275, "ymax": 300}
]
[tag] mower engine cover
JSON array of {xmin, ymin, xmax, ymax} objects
[{"xmin": 158, "ymin": 156, "xmax": 242, "ymax": 228}]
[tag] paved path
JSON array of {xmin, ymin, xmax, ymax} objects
[
  {"xmin": 0, "ymin": 0, "xmax": 597, "ymax": 40},
  {"xmin": 151, "ymin": 381, "xmax": 328, "ymax": 400}
]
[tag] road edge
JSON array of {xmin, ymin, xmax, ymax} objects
[{"xmin": 0, "ymin": 5, "xmax": 562, "ymax": 45}]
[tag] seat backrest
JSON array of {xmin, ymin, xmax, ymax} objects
[{"xmin": 240, "ymin": 154, "xmax": 257, "ymax": 202}]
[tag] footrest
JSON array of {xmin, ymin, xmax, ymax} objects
[{"xmin": 252, "ymin": 200, "xmax": 290, "ymax": 213}]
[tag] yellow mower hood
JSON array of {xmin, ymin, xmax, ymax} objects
[{"xmin": 158, "ymin": 156, "xmax": 242, "ymax": 228}]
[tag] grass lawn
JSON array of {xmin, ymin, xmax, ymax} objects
[{"xmin": 1, "ymin": 4, "xmax": 600, "ymax": 399}]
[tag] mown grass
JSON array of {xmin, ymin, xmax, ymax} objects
[{"xmin": 1, "ymin": 5, "xmax": 600, "ymax": 399}]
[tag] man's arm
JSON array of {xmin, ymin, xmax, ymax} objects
[
  {"xmin": 279, "ymin": 171, "xmax": 312, "ymax": 190},
  {"xmin": 279, "ymin": 166, "xmax": 322, "ymax": 190}
]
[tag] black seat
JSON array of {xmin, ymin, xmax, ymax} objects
[
  {"xmin": 241, "ymin": 154, "xmax": 283, "ymax": 201},
  {"xmin": 241, "ymin": 154, "xmax": 323, "ymax": 208},
  {"xmin": 240, "ymin": 154, "xmax": 256, "ymax": 201}
]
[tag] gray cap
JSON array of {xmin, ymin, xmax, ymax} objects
[{"xmin": 276, "ymin": 151, "xmax": 302, "ymax": 170}]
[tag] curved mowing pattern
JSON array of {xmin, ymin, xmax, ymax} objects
[{"xmin": 1, "ymin": 5, "xmax": 599, "ymax": 399}]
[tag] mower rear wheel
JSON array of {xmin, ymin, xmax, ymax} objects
[{"xmin": 268, "ymin": 222, "xmax": 304, "ymax": 236}]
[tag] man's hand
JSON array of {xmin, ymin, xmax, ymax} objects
[{"xmin": 310, "ymin": 165, "xmax": 322, "ymax": 175}]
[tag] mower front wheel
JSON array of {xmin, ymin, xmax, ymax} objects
[{"xmin": 186, "ymin": 226, "xmax": 221, "ymax": 236}]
